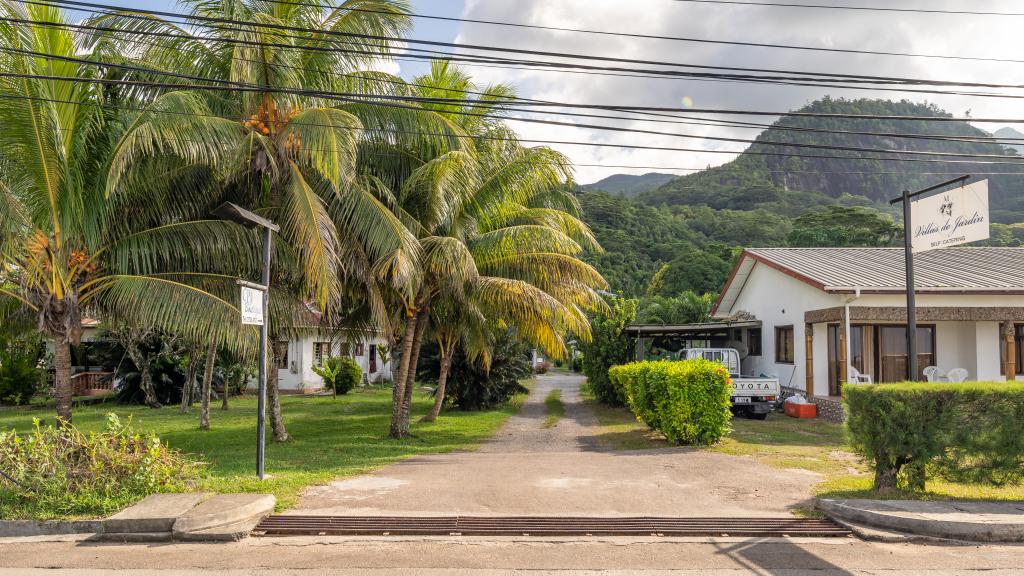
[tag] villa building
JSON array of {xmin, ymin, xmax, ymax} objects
[{"xmin": 710, "ymin": 247, "xmax": 1024, "ymax": 399}]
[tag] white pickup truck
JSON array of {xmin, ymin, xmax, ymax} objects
[{"xmin": 681, "ymin": 348, "xmax": 780, "ymax": 420}]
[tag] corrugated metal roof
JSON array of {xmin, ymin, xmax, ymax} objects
[{"xmin": 747, "ymin": 247, "xmax": 1024, "ymax": 292}]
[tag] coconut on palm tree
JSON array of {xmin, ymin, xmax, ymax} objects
[
  {"xmin": 0, "ymin": 2, "xmax": 261, "ymax": 423},
  {"xmin": 88, "ymin": 0, "xmax": 421, "ymax": 440}
]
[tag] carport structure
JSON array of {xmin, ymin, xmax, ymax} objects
[{"xmin": 626, "ymin": 320, "xmax": 763, "ymax": 362}]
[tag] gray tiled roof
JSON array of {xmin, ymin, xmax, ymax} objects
[{"xmin": 747, "ymin": 247, "xmax": 1024, "ymax": 292}]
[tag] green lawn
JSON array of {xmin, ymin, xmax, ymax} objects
[
  {"xmin": 580, "ymin": 383, "xmax": 1024, "ymax": 501},
  {"xmin": 0, "ymin": 388, "xmax": 523, "ymax": 518},
  {"xmin": 542, "ymin": 389, "xmax": 565, "ymax": 428}
]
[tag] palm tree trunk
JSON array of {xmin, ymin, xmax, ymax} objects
[
  {"xmin": 268, "ymin": 338, "xmax": 289, "ymax": 442},
  {"xmin": 52, "ymin": 339, "xmax": 73, "ymax": 425},
  {"xmin": 421, "ymin": 342, "xmax": 454, "ymax": 423},
  {"xmin": 222, "ymin": 370, "xmax": 234, "ymax": 411},
  {"xmin": 399, "ymin": 309, "xmax": 430, "ymax": 436},
  {"xmin": 390, "ymin": 315, "xmax": 419, "ymax": 439},
  {"xmin": 200, "ymin": 339, "xmax": 216, "ymax": 430},
  {"xmin": 127, "ymin": 346, "xmax": 160, "ymax": 409},
  {"xmin": 180, "ymin": 346, "xmax": 200, "ymax": 413}
]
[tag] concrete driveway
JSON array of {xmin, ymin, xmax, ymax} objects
[{"xmin": 291, "ymin": 373, "xmax": 821, "ymax": 517}]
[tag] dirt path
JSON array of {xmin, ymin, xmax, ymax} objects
[
  {"xmin": 479, "ymin": 371, "xmax": 600, "ymax": 453},
  {"xmin": 293, "ymin": 373, "xmax": 821, "ymax": 517}
]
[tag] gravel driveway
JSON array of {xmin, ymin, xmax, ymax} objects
[{"xmin": 292, "ymin": 373, "xmax": 821, "ymax": 517}]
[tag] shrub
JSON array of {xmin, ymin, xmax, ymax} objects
[
  {"xmin": 534, "ymin": 361, "xmax": 551, "ymax": 375},
  {"xmin": 579, "ymin": 297, "xmax": 637, "ymax": 406},
  {"xmin": 845, "ymin": 382, "xmax": 1024, "ymax": 492},
  {"xmin": 0, "ymin": 335, "xmax": 44, "ymax": 406},
  {"xmin": 610, "ymin": 359, "xmax": 733, "ymax": 445},
  {"xmin": 0, "ymin": 414, "xmax": 202, "ymax": 519},
  {"xmin": 419, "ymin": 333, "xmax": 531, "ymax": 411},
  {"xmin": 313, "ymin": 356, "xmax": 362, "ymax": 395}
]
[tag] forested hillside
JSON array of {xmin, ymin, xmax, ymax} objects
[
  {"xmin": 581, "ymin": 172, "xmax": 678, "ymax": 196},
  {"xmin": 580, "ymin": 98, "xmax": 1024, "ymax": 300}
]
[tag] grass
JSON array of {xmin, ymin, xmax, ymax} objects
[
  {"xmin": 542, "ymin": 389, "xmax": 565, "ymax": 428},
  {"xmin": 0, "ymin": 387, "xmax": 524, "ymax": 519},
  {"xmin": 579, "ymin": 383, "xmax": 1024, "ymax": 501}
]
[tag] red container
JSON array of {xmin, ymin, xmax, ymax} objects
[{"xmin": 785, "ymin": 402, "xmax": 817, "ymax": 419}]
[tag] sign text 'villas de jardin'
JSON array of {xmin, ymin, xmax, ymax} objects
[{"xmin": 911, "ymin": 179, "xmax": 991, "ymax": 254}]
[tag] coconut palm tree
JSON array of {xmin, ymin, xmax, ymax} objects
[
  {"xmin": 88, "ymin": 0, "xmax": 420, "ymax": 440},
  {"xmin": 350, "ymin": 63, "xmax": 608, "ymax": 436},
  {"xmin": 0, "ymin": 2, "xmax": 261, "ymax": 423}
]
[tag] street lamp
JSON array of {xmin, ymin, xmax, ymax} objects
[{"xmin": 212, "ymin": 202, "xmax": 279, "ymax": 480}]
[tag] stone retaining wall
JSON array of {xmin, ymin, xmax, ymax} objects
[{"xmin": 781, "ymin": 387, "xmax": 845, "ymax": 423}]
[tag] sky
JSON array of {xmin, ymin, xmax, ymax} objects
[{"xmin": 115, "ymin": 1, "xmax": 1024, "ymax": 184}]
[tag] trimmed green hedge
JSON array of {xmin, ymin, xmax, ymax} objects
[
  {"xmin": 609, "ymin": 359, "xmax": 732, "ymax": 445},
  {"xmin": 845, "ymin": 382, "xmax": 1024, "ymax": 492}
]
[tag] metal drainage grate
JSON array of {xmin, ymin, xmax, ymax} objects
[{"xmin": 254, "ymin": 516, "xmax": 851, "ymax": 537}]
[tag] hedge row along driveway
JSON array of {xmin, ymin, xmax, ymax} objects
[{"xmin": 609, "ymin": 359, "xmax": 733, "ymax": 445}]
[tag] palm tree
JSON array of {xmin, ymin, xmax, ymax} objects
[
  {"xmin": 89, "ymin": 0, "xmax": 420, "ymax": 440},
  {"xmin": 351, "ymin": 62, "xmax": 608, "ymax": 435},
  {"xmin": 0, "ymin": 2, "xmax": 260, "ymax": 423}
]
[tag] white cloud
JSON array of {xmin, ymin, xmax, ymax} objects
[{"xmin": 453, "ymin": 0, "xmax": 1024, "ymax": 183}]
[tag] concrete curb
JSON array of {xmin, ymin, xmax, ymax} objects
[
  {"xmin": 172, "ymin": 494, "xmax": 276, "ymax": 537},
  {"xmin": 0, "ymin": 520, "xmax": 103, "ymax": 538},
  {"xmin": 817, "ymin": 498, "xmax": 1024, "ymax": 543},
  {"xmin": 1, "ymin": 492, "xmax": 275, "ymax": 542}
]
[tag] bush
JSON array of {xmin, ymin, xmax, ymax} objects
[
  {"xmin": 534, "ymin": 361, "xmax": 551, "ymax": 375},
  {"xmin": 0, "ymin": 414, "xmax": 202, "ymax": 519},
  {"xmin": 0, "ymin": 335, "xmax": 44, "ymax": 406},
  {"xmin": 419, "ymin": 333, "xmax": 531, "ymax": 411},
  {"xmin": 610, "ymin": 359, "xmax": 733, "ymax": 445},
  {"xmin": 314, "ymin": 356, "xmax": 362, "ymax": 395},
  {"xmin": 579, "ymin": 297, "xmax": 637, "ymax": 406},
  {"xmin": 845, "ymin": 382, "xmax": 1024, "ymax": 492}
]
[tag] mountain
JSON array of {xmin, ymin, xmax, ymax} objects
[
  {"xmin": 581, "ymin": 172, "xmax": 678, "ymax": 196},
  {"xmin": 579, "ymin": 97, "xmax": 1024, "ymax": 298},
  {"xmin": 993, "ymin": 127, "xmax": 1024, "ymax": 155},
  {"xmin": 638, "ymin": 98, "xmax": 1024, "ymax": 224}
]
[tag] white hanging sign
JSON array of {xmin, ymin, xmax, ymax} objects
[
  {"xmin": 240, "ymin": 286, "xmax": 265, "ymax": 326},
  {"xmin": 911, "ymin": 179, "xmax": 990, "ymax": 253}
]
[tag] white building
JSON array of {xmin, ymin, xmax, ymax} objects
[
  {"xmin": 274, "ymin": 330, "xmax": 393, "ymax": 393},
  {"xmin": 711, "ymin": 247, "xmax": 1024, "ymax": 399}
]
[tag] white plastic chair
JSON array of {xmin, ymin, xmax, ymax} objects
[
  {"xmin": 848, "ymin": 365, "xmax": 873, "ymax": 384},
  {"xmin": 923, "ymin": 366, "xmax": 948, "ymax": 382},
  {"xmin": 946, "ymin": 368, "xmax": 968, "ymax": 383}
]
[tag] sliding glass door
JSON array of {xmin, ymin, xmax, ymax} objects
[
  {"xmin": 827, "ymin": 324, "xmax": 935, "ymax": 388},
  {"xmin": 879, "ymin": 326, "xmax": 935, "ymax": 382}
]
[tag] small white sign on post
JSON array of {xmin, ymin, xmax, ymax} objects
[
  {"xmin": 911, "ymin": 179, "xmax": 990, "ymax": 254},
  {"xmin": 240, "ymin": 286, "xmax": 265, "ymax": 326}
]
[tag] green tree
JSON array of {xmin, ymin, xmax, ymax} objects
[
  {"xmin": 578, "ymin": 297, "xmax": 638, "ymax": 406},
  {"xmin": 787, "ymin": 206, "xmax": 901, "ymax": 247},
  {"xmin": 637, "ymin": 291, "xmax": 716, "ymax": 325},
  {"xmin": 93, "ymin": 0, "xmax": 419, "ymax": 441},
  {"xmin": 353, "ymin": 63, "xmax": 607, "ymax": 437},
  {"xmin": 646, "ymin": 249, "xmax": 731, "ymax": 298},
  {"xmin": 0, "ymin": 3, "xmax": 255, "ymax": 423}
]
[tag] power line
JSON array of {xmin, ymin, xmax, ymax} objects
[
  {"xmin": 7, "ymin": 35, "xmax": 1022, "ymax": 153},
  {"xmin": 236, "ymin": 0, "xmax": 1024, "ymax": 65},
  {"xmin": 5, "ymin": 80, "xmax": 1024, "ymax": 167},
  {"xmin": 20, "ymin": 7, "xmax": 1024, "ymax": 104},
  {"xmin": 32, "ymin": 0, "xmax": 1024, "ymax": 92},
  {"xmin": 668, "ymin": 0, "xmax": 1024, "ymax": 16},
  {"xmin": 4, "ymin": 60, "xmax": 1023, "ymax": 162}
]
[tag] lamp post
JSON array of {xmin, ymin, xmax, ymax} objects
[{"xmin": 212, "ymin": 202, "xmax": 279, "ymax": 480}]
